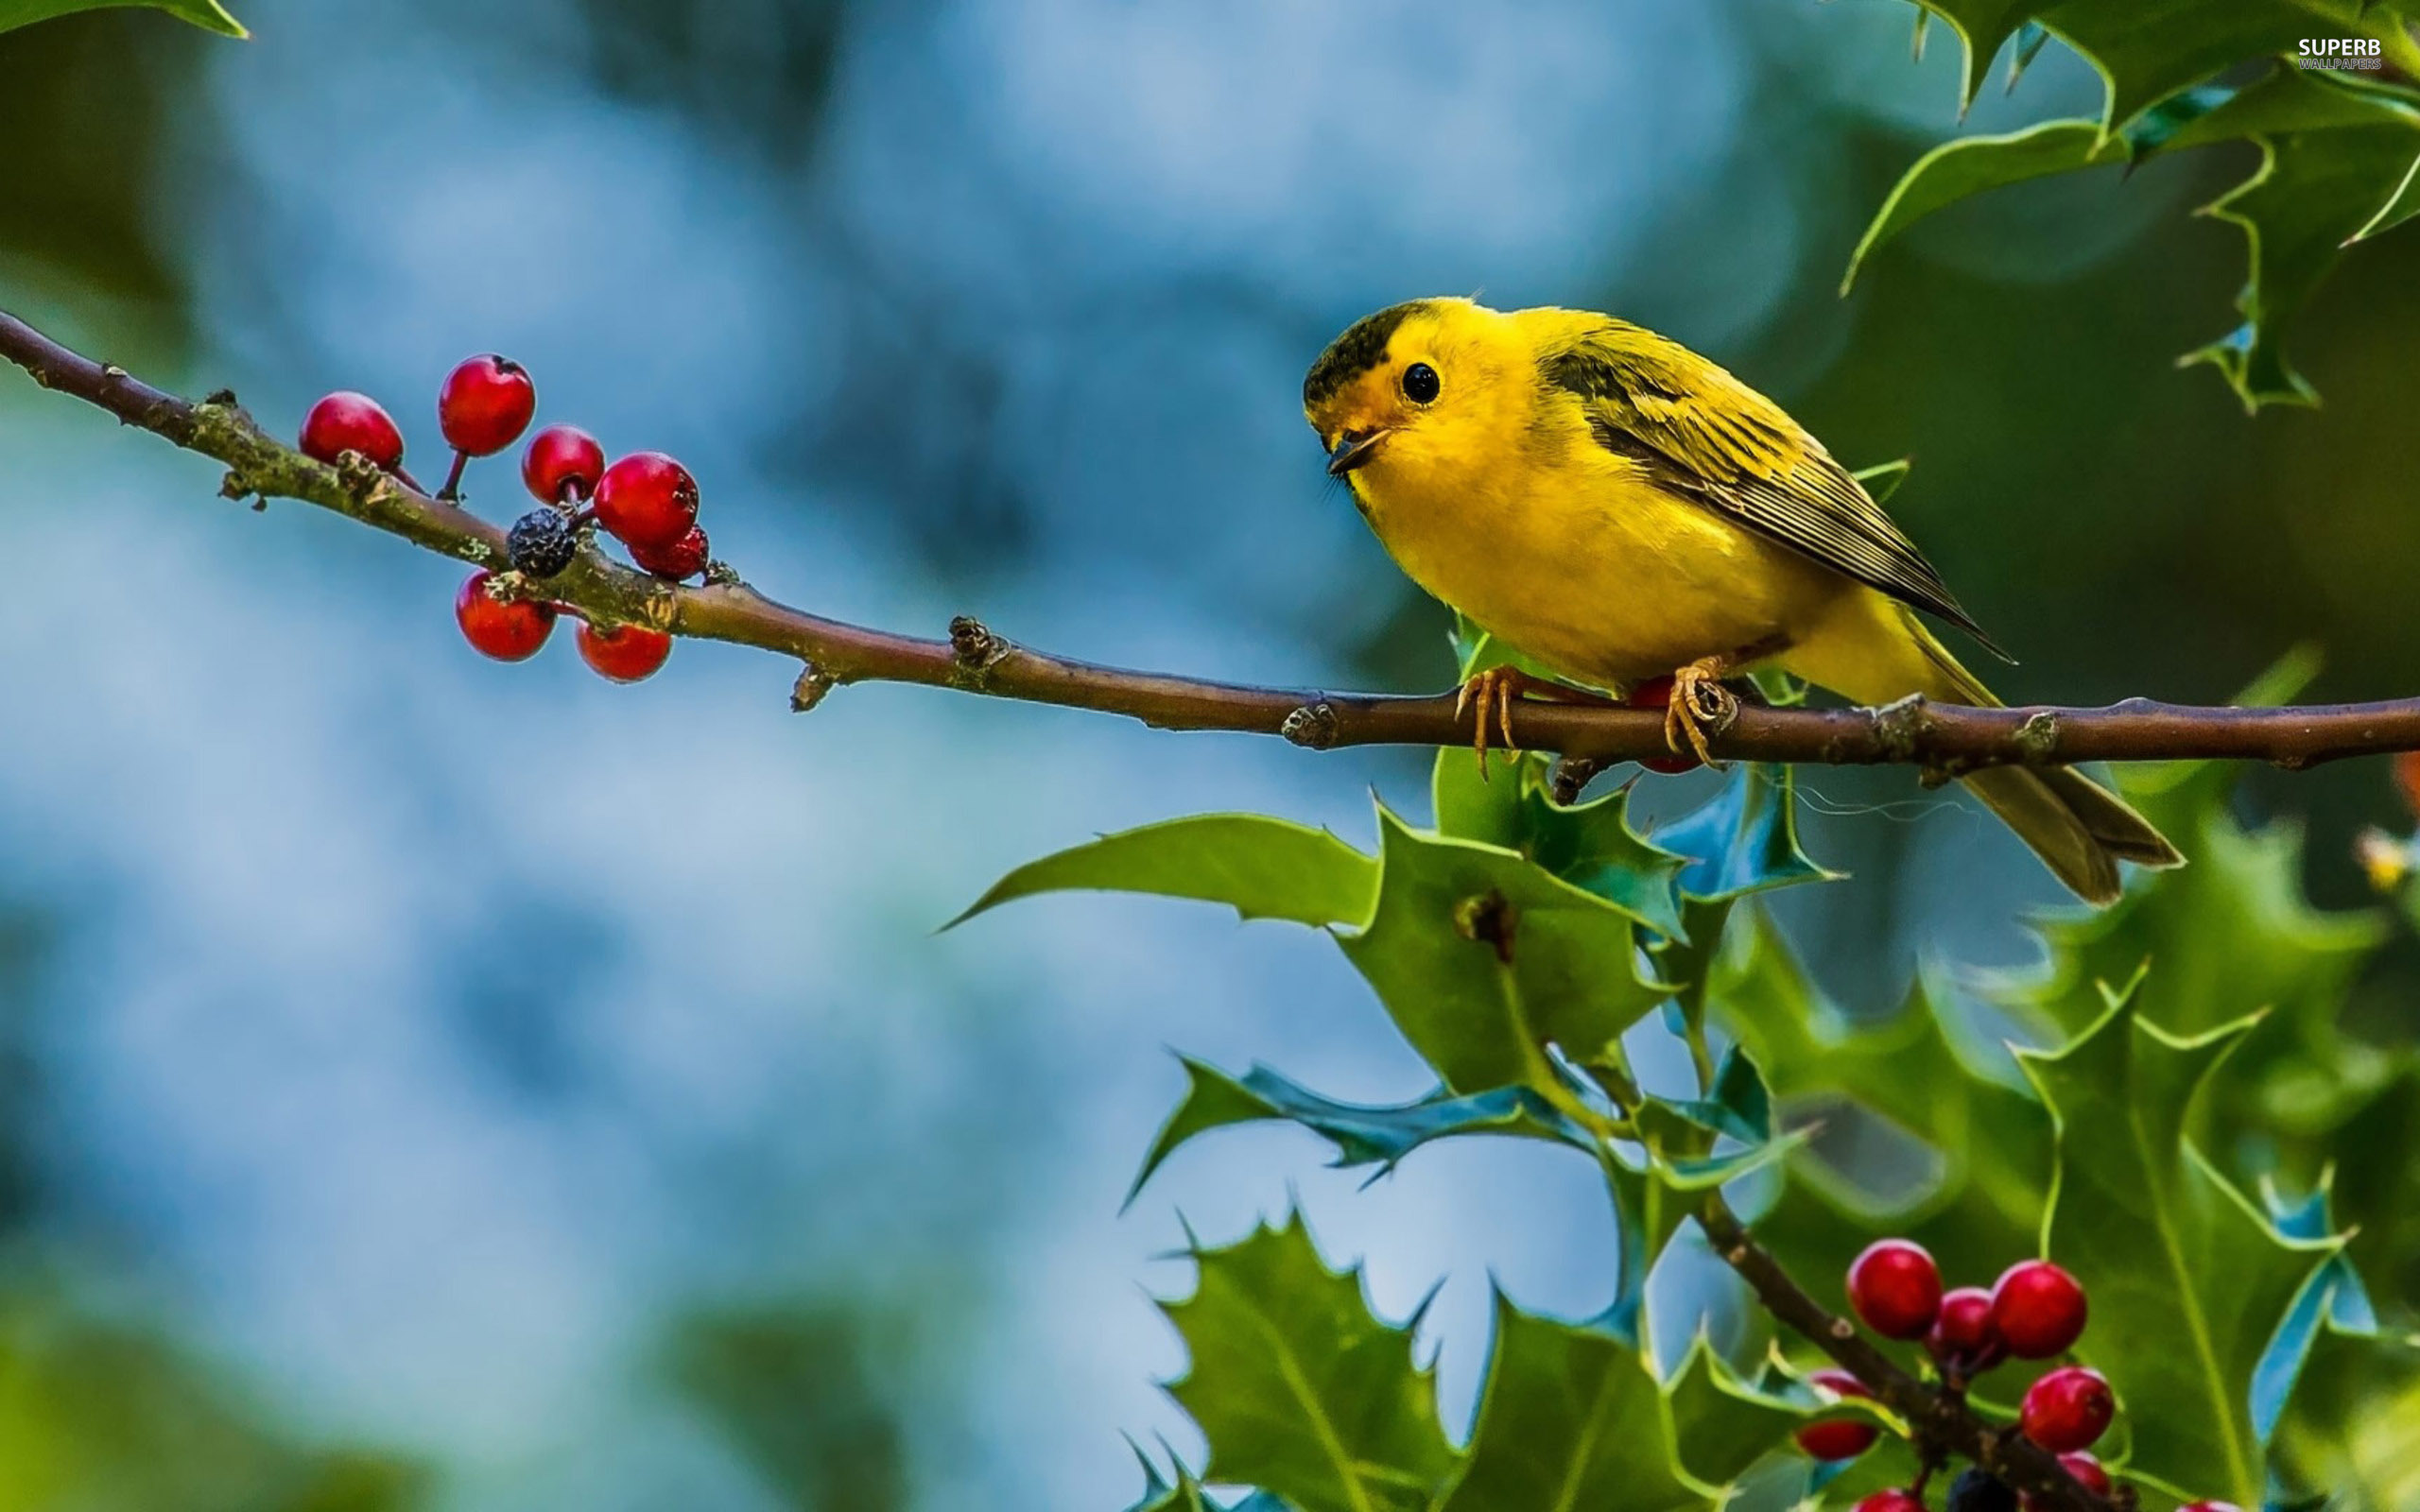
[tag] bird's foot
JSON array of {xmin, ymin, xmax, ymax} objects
[
  {"xmin": 1455, "ymin": 665, "xmax": 1548, "ymax": 778},
  {"xmin": 1663, "ymin": 658, "xmax": 1740, "ymax": 768}
]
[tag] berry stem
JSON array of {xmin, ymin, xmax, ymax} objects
[
  {"xmin": 438, "ymin": 449, "xmax": 468, "ymax": 502},
  {"xmin": 1694, "ymin": 1194, "xmax": 2113, "ymax": 1512}
]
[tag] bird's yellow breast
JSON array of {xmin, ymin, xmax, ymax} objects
[{"xmin": 1347, "ymin": 387, "xmax": 1839, "ymax": 689}]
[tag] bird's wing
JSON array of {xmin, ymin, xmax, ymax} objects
[{"xmin": 1541, "ymin": 323, "xmax": 2005, "ymax": 657}]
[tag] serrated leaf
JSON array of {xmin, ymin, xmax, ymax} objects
[
  {"xmin": 1432, "ymin": 750, "xmax": 1688, "ymax": 938},
  {"xmin": 1124, "ymin": 1057, "xmax": 1589, "ymax": 1208},
  {"xmin": 2179, "ymin": 73, "xmax": 2420, "ymax": 407},
  {"xmin": 1436, "ymin": 1299, "xmax": 1719, "ymax": 1512},
  {"xmin": 1664, "ymin": 1332, "xmax": 1810, "ymax": 1488},
  {"xmin": 1653, "ymin": 765, "xmax": 1840, "ymax": 905},
  {"xmin": 952, "ymin": 815, "xmax": 1376, "ymax": 929},
  {"xmin": 1339, "ymin": 808, "xmax": 1666, "ymax": 1093},
  {"xmin": 1843, "ymin": 121, "xmax": 2126, "ymax": 295},
  {"xmin": 1908, "ymin": 0, "xmax": 2391, "ymax": 129},
  {"xmin": 1162, "ymin": 1217, "xmax": 1455, "ymax": 1512},
  {"xmin": 0, "ymin": 0, "xmax": 243, "ymax": 36},
  {"xmin": 2017, "ymin": 990, "xmax": 2341, "ymax": 1505},
  {"xmin": 1647, "ymin": 1044, "xmax": 1773, "ymax": 1146},
  {"xmin": 1983, "ymin": 700, "xmax": 2386, "ymax": 1165},
  {"xmin": 1850, "ymin": 40, "xmax": 2420, "ymax": 407},
  {"xmin": 1713, "ymin": 911, "xmax": 2049, "ymax": 1289}
]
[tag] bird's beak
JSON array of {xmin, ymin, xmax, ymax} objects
[{"xmin": 1325, "ymin": 428, "xmax": 1389, "ymax": 477}]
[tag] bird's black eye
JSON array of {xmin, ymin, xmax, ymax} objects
[{"xmin": 1400, "ymin": 362, "xmax": 1440, "ymax": 404}]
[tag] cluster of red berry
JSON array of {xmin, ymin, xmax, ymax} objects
[
  {"xmin": 298, "ymin": 355, "xmax": 715, "ymax": 684},
  {"xmin": 1794, "ymin": 1239, "xmax": 2238, "ymax": 1512}
]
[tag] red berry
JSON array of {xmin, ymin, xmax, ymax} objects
[
  {"xmin": 522, "ymin": 423, "xmax": 605, "ymax": 504},
  {"xmin": 1927, "ymin": 1285, "xmax": 2004, "ymax": 1367},
  {"xmin": 2057, "ymin": 1453, "xmax": 2110, "ymax": 1497},
  {"xmin": 2395, "ymin": 752, "xmax": 2420, "ymax": 820},
  {"xmin": 2020, "ymin": 1366, "xmax": 2113, "ymax": 1453},
  {"xmin": 1992, "ymin": 1260, "xmax": 2087, "ymax": 1359},
  {"xmin": 2178, "ymin": 1503, "xmax": 2243, "ymax": 1512},
  {"xmin": 576, "ymin": 621, "xmax": 672, "ymax": 683},
  {"xmin": 630, "ymin": 523, "xmax": 710, "ymax": 581},
  {"xmin": 1624, "ymin": 675, "xmax": 1698, "ymax": 774},
  {"xmin": 299, "ymin": 391, "xmax": 405, "ymax": 470},
  {"xmin": 1854, "ymin": 1493, "xmax": 1924, "ymax": 1512},
  {"xmin": 1793, "ymin": 1367, "xmax": 1878, "ymax": 1462},
  {"xmin": 2018, "ymin": 1452, "xmax": 2114, "ymax": 1511},
  {"xmin": 592, "ymin": 452, "xmax": 700, "ymax": 551},
  {"xmin": 438, "ymin": 354, "xmax": 536, "ymax": 457},
  {"xmin": 1848, "ymin": 1239, "xmax": 1943, "ymax": 1340},
  {"xmin": 454, "ymin": 570, "xmax": 555, "ymax": 662}
]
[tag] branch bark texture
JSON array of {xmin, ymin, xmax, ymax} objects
[{"xmin": 6, "ymin": 307, "xmax": 2415, "ymax": 773}]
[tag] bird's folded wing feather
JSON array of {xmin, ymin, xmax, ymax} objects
[{"xmin": 1541, "ymin": 325, "xmax": 2002, "ymax": 655}]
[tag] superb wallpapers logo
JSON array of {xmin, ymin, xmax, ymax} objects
[{"xmin": 2296, "ymin": 36, "xmax": 2387, "ymax": 70}]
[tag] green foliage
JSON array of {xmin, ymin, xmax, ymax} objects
[
  {"xmin": 2020, "ymin": 991, "xmax": 2339, "ymax": 1505},
  {"xmin": 952, "ymin": 815, "xmax": 1376, "ymax": 928},
  {"xmin": 1341, "ymin": 808, "xmax": 1666, "ymax": 1093},
  {"xmin": 0, "ymin": 0, "xmax": 243, "ymax": 37},
  {"xmin": 977, "ymin": 644, "xmax": 2420, "ymax": 1508},
  {"xmin": 1158, "ymin": 1221, "xmax": 1807, "ymax": 1512},
  {"xmin": 0, "ymin": 1287, "xmax": 423, "ymax": 1510},
  {"xmin": 661, "ymin": 1303, "xmax": 911, "ymax": 1512},
  {"xmin": 1162, "ymin": 1217, "xmax": 1454, "ymax": 1512},
  {"xmin": 1851, "ymin": 7, "xmax": 2420, "ymax": 407},
  {"xmin": 1126, "ymin": 1057, "xmax": 1588, "ymax": 1209}
]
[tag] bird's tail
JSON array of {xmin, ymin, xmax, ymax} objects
[{"xmin": 1810, "ymin": 598, "xmax": 2183, "ymax": 904}]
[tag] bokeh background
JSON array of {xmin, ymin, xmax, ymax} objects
[{"xmin": 2, "ymin": 1, "xmax": 2415, "ymax": 1505}]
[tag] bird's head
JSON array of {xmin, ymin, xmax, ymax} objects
[{"xmin": 1301, "ymin": 298, "xmax": 1514, "ymax": 489}]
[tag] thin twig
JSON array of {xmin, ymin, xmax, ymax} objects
[
  {"xmin": 6, "ymin": 306, "xmax": 2417, "ymax": 771},
  {"xmin": 1697, "ymin": 1194, "xmax": 2110, "ymax": 1512}
]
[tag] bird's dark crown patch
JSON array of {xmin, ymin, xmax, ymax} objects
[{"xmin": 1302, "ymin": 301, "xmax": 1426, "ymax": 410}]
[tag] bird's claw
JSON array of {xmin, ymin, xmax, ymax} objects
[
  {"xmin": 1455, "ymin": 666, "xmax": 1531, "ymax": 779},
  {"xmin": 1663, "ymin": 662, "xmax": 1738, "ymax": 769}
]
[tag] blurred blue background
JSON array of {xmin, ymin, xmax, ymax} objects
[{"xmin": 2, "ymin": 1, "xmax": 2416, "ymax": 1505}]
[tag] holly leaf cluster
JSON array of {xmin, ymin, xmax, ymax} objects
[
  {"xmin": 971, "ymin": 642, "xmax": 2420, "ymax": 1509},
  {"xmin": 1848, "ymin": 3, "xmax": 2420, "ymax": 408}
]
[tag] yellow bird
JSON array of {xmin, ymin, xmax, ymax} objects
[{"xmin": 1303, "ymin": 297, "xmax": 2182, "ymax": 903}]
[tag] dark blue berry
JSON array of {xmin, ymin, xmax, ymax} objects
[
  {"xmin": 507, "ymin": 507, "xmax": 578, "ymax": 579},
  {"xmin": 1947, "ymin": 1468, "xmax": 2015, "ymax": 1512}
]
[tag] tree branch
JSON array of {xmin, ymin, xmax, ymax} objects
[
  {"xmin": 6, "ymin": 305, "xmax": 2414, "ymax": 773},
  {"xmin": 1697, "ymin": 1194, "xmax": 2112, "ymax": 1512}
]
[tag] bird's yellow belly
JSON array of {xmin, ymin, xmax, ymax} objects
[{"xmin": 1357, "ymin": 461, "xmax": 1836, "ymax": 688}]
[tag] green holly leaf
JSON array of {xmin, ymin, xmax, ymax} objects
[
  {"xmin": 2178, "ymin": 71, "xmax": 2420, "ymax": 406},
  {"xmin": 1123, "ymin": 1056, "xmax": 1590, "ymax": 1208},
  {"xmin": 1906, "ymin": 0, "xmax": 2396, "ymax": 126},
  {"xmin": 1663, "ymin": 1331, "xmax": 1811, "ymax": 1488},
  {"xmin": 951, "ymin": 815, "xmax": 1376, "ymax": 929},
  {"xmin": 1714, "ymin": 909, "xmax": 2049, "ymax": 1302},
  {"xmin": 1644, "ymin": 1044, "xmax": 1773, "ymax": 1147},
  {"xmin": 0, "ymin": 0, "xmax": 243, "ymax": 36},
  {"xmin": 1431, "ymin": 749, "xmax": 1688, "ymax": 938},
  {"xmin": 1162, "ymin": 1217, "xmax": 1456, "ymax": 1512},
  {"xmin": 1654, "ymin": 765, "xmax": 1840, "ymax": 906},
  {"xmin": 1982, "ymin": 655, "xmax": 2386, "ymax": 1176},
  {"xmin": 1121, "ymin": 1450, "xmax": 1300, "ymax": 1512},
  {"xmin": 1339, "ymin": 808, "xmax": 1667, "ymax": 1093},
  {"xmin": 1438, "ymin": 1299, "xmax": 1746, "ymax": 1512},
  {"xmin": 1849, "ymin": 52, "xmax": 2420, "ymax": 408},
  {"xmin": 2017, "ymin": 990, "xmax": 2342, "ymax": 1506}
]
